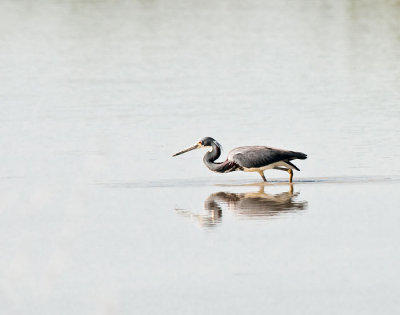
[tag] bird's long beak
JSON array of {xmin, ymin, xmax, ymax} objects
[{"xmin": 172, "ymin": 143, "xmax": 201, "ymax": 157}]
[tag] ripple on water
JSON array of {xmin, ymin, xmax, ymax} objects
[{"xmin": 95, "ymin": 175, "xmax": 400, "ymax": 189}]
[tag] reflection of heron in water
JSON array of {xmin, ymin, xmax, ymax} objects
[{"xmin": 175, "ymin": 185, "xmax": 307, "ymax": 228}]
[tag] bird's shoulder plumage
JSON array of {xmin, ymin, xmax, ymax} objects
[{"xmin": 228, "ymin": 146, "xmax": 307, "ymax": 168}]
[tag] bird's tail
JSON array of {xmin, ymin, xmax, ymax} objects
[
  {"xmin": 285, "ymin": 151, "xmax": 307, "ymax": 171},
  {"xmin": 293, "ymin": 151, "xmax": 307, "ymax": 160}
]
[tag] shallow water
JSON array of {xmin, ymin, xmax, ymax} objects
[{"xmin": 1, "ymin": 0, "xmax": 400, "ymax": 314}]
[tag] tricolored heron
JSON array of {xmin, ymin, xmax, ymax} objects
[{"xmin": 172, "ymin": 137, "xmax": 307, "ymax": 182}]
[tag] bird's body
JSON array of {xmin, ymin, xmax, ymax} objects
[{"xmin": 173, "ymin": 137, "xmax": 307, "ymax": 182}]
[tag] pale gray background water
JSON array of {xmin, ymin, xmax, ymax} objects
[{"xmin": 1, "ymin": 0, "xmax": 399, "ymax": 314}]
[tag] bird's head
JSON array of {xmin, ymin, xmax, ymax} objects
[{"xmin": 172, "ymin": 137, "xmax": 222, "ymax": 157}]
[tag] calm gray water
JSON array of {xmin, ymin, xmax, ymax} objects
[{"xmin": 1, "ymin": 0, "xmax": 400, "ymax": 314}]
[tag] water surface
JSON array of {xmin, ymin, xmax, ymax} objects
[{"xmin": 0, "ymin": 0, "xmax": 400, "ymax": 314}]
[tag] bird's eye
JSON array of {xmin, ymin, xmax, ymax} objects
[{"xmin": 198, "ymin": 141, "xmax": 202, "ymax": 145}]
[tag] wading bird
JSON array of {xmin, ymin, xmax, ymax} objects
[{"xmin": 172, "ymin": 137, "xmax": 307, "ymax": 182}]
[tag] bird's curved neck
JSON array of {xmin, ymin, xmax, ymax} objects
[{"xmin": 203, "ymin": 142, "xmax": 222, "ymax": 172}]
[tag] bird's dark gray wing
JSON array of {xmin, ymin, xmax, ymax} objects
[{"xmin": 228, "ymin": 146, "xmax": 307, "ymax": 169}]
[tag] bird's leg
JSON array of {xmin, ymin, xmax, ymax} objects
[
  {"xmin": 274, "ymin": 166, "xmax": 293, "ymax": 182},
  {"xmin": 257, "ymin": 171, "xmax": 267, "ymax": 182},
  {"xmin": 288, "ymin": 169, "xmax": 293, "ymax": 183}
]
